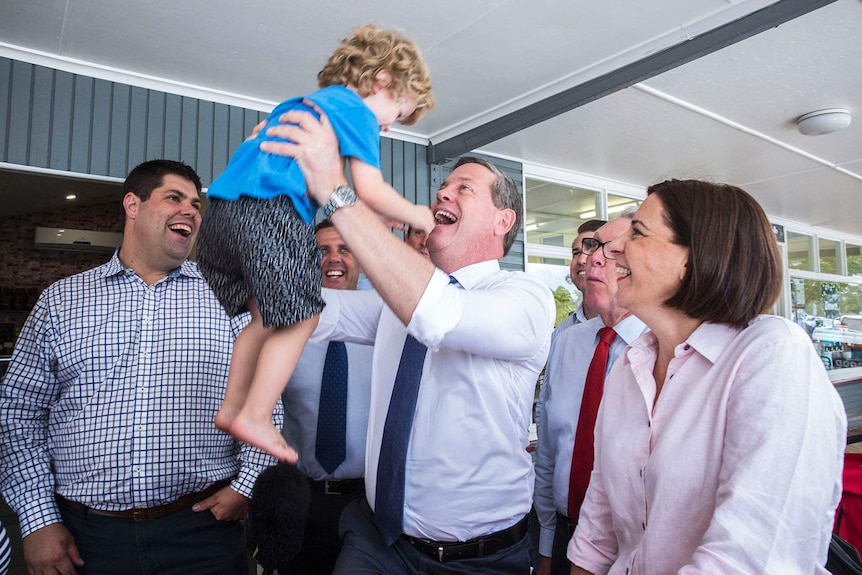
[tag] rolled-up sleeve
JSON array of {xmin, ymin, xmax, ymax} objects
[
  {"xmin": 410, "ymin": 269, "xmax": 553, "ymax": 364},
  {"xmin": 313, "ymin": 288, "xmax": 383, "ymax": 345}
]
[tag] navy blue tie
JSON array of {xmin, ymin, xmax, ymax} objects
[
  {"xmin": 374, "ymin": 334, "xmax": 427, "ymax": 545},
  {"xmin": 374, "ymin": 275, "xmax": 457, "ymax": 545},
  {"xmin": 315, "ymin": 341, "xmax": 348, "ymax": 474}
]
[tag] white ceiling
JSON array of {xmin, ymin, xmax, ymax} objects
[{"xmin": 0, "ymin": 0, "xmax": 859, "ymax": 236}]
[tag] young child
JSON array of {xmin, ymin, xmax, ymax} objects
[{"xmin": 198, "ymin": 24, "xmax": 434, "ymax": 460}]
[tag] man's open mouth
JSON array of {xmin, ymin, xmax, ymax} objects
[
  {"xmin": 169, "ymin": 223, "xmax": 192, "ymax": 237},
  {"xmin": 434, "ymin": 210, "xmax": 457, "ymax": 225},
  {"xmin": 325, "ymin": 270, "xmax": 345, "ymax": 278}
]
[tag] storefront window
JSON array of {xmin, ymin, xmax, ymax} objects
[
  {"xmin": 526, "ymin": 256, "xmax": 580, "ymax": 326},
  {"xmin": 819, "ymin": 238, "xmax": 840, "ymax": 274},
  {"xmin": 524, "ymin": 179, "xmax": 598, "ymax": 253},
  {"xmin": 848, "ymin": 243, "xmax": 862, "ymax": 277},
  {"xmin": 787, "ymin": 231, "xmax": 813, "ymax": 271},
  {"xmin": 790, "ymin": 277, "xmax": 862, "ymax": 370},
  {"xmin": 606, "ymin": 194, "xmax": 641, "ymax": 219}
]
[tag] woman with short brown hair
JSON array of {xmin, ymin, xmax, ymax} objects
[{"xmin": 568, "ymin": 179, "xmax": 846, "ymax": 575}]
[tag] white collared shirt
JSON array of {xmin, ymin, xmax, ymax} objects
[
  {"xmin": 315, "ymin": 259, "xmax": 555, "ymax": 541},
  {"xmin": 281, "ymin": 338, "xmax": 374, "ymax": 480}
]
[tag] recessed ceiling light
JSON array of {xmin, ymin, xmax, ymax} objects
[
  {"xmin": 796, "ymin": 108, "xmax": 852, "ymax": 136},
  {"xmin": 65, "ymin": 194, "xmax": 77, "ymax": 200}
]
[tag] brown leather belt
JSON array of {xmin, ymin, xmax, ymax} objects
[
  {"xmin": 401, "ymin": 514, "xmax": 529, "ymax": 562},
  {"xmin": 55, "ymin": 480, "xmax": 230, "ymax": 522}
]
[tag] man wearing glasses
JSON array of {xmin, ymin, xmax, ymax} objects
[
  {"xmin": 534, "ymin": 211, "xmax": 647, "ymax": 575},
  {"xmin": 550, "ymin": 220, "xmax": 605, "ymax": 347}
]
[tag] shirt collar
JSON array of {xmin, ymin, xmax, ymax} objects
[
  {"xmin": 629, "ymin": 320, "xmax": 740, "ymax": 365},
  {"xmin": 608, "ymin": 314, "xmax": 648, "ymax": 346},
  {"xmin": 446, "ymin": 259, "xmax": 500, "ymax": 290},
  {"xmin": 684, "ymin": 321, "xmax": 742, "ymax": 363},
  {"xmin": 98, "ymin": 250, "xmax": 200, "ymax": 281},
  {"xmin": 574, "ymin": 303, "xmax": 588, "ymax": 324}
]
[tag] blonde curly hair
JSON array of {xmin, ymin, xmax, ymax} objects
[{"xmin": 318, "ymin": 24, "xmax": 434, "ymax": 126}]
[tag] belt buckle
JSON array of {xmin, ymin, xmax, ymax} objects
[
  {"xmin": 132, "ymin": 507, "xmax": 144, "ymax": 522},
  {"xmin": 324, "ymin": 480, "xmax": 339, "ymax": 495}
]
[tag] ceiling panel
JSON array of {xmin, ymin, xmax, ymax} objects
[
  {"xmin": 0, "ymin": 0, "xmax": 859, "ymax": 236},
  {"xmin": 643, "ymin": 0, "xmax": 862, "ymax": 164},
  {"xmin": 485, "ymin": 86, "xmax": 827, "ymax": 183}
]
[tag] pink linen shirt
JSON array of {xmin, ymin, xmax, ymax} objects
[{"xmin": 568, "ymin": 315, "xmax": 846, "ymax": 575}]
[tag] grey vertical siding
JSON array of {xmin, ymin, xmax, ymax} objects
[
  {"xmin": 381, "ymin": 138, "xmax": 431, "ymax": 208},
  {"xmin": 0, "ymin": 57, "xmax": 267, "ymax": 185},
  {"xmin": 430, "ymin": 154, "xmax": 526, "ymax": 272},
  {"xmin": 0, "ymin": 57, "xmax": 433, "ymax": 192}
]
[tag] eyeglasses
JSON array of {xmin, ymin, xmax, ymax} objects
[{"xmin": 581, "ymin": 237, "xmax": 618, "ymax": 260}]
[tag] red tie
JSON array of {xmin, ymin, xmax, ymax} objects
[{"xmin": 567, "ymin": 326, "xmax": 617, "ymax": 519}]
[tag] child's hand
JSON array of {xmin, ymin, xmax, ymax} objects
[
  {"xmin": 246, "ymin": 120, "xmax": 267, "ymax": 141},
  {"xmin": 409, "ymin": 206, "xmax": 435, "ymax": 235},
  {"xmin": 382, "ymin": 217, "xmax": 408, "ymax": 232}
]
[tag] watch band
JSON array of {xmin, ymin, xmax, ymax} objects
[{"xmin": 322, "ymin": 185, "xmax": 357, "ymax": 218}]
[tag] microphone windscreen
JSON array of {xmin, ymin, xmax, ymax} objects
[{"xmin": 247, "ymin": 463, "xmax": 311, "ymax": 570}]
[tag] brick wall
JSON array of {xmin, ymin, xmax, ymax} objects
[{"xmin": 0, "ymin": 201, "xmax": 124, "ymax": 335}]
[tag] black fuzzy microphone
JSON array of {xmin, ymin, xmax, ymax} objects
[{"xmin": 247, "ymin": 463, "xmax": 311, "ymax": 573}]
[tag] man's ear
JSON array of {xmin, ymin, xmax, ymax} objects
[
  {"xmin": 123, "ymin": 192, "xmax": 140, "ymax": 219},
  {"xmin": 494, "ymin": 208, "xmax": 516, "ymax": 238}
]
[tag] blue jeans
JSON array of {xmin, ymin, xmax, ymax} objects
[
  {"xmin": 60, "ymin": 502, "xmax": 247, "ymax": 574},
  {"xmin": 333, "ymin": 499, "xmax": 531, "ymax": 575}
]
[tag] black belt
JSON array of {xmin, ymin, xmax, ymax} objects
[
  {"xmin": 556, "ymin": 511, "xmax": 577, "ymax": 537},
  {"xmin": 55, "ymin": 480, "xmax": 231, "ymax": 522},
  {"xmin": 401, "ymin": 515, "xmax": 529, "ymax": 562},
  {"xmin": 311, "ymin": 477, "xmax": 365, "ymax": 496}
]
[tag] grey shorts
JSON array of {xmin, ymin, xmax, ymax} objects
[{"xmin": 197, "ymin": 195, "xmax": 324, "ymax": 328}]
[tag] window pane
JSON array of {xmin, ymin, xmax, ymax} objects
[
  {"xmin": 819, "ymin": 238, "xmax": 839, "ymax": 274},
  {"xmin": 525, "ymin": 179, "xmax": 597, "ymax": 249},
  {"xmin": 787, "ymin": 232, "xmax": 813, "ymax": 271},
  {"xmin": 848, "ymin": 243, "xmax": 862, "ymax": 277},
  {"xmin": 791, "ymin": 277, "xmax": 862, "ymax": 371},
  {"xmin": 606, "ymin": 194, "xmax": 641, "ymax": 219},
  {"xmin": 526, "ymin": 260, "xmax": 581, "ymax": 326}
]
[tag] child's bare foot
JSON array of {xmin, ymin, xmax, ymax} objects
[
  {"xmin": 229, "ymin": 414, "xmax": 297, "ymax": 462},
  {"xmin": 214, "ymin": 405, "xmax": 240, "ymax": 433}
]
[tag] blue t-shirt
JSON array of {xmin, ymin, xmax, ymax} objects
[{"xmin": 207, "ymin": 85, "xmax": 381, "ymax": 223}]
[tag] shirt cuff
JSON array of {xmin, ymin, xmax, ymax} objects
[
  {"xmin": 539, "ymin": 525, "xmax": 556, "ymax": 557},
  {"xmin": 17, "ymin": 496, "xmax": 63, "ymax": 539}
]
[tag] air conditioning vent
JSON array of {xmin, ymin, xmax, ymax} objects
[{"xmin": 34, "ymin": 227, "xmax": 122, "ymax": 253}]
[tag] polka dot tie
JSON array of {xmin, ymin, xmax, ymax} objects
[{"xmin": 315, "ymin": 340, "xmax": 348, "ymax": 474}]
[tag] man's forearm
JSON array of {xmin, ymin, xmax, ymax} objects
[{"xmin": 328, "ymin": 198, "xmax": 435, "ymax": 325}]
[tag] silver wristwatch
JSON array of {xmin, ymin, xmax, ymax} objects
[{"xmin": 322, "ymin": 185, "xmax": 357, "ymax": 218}]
